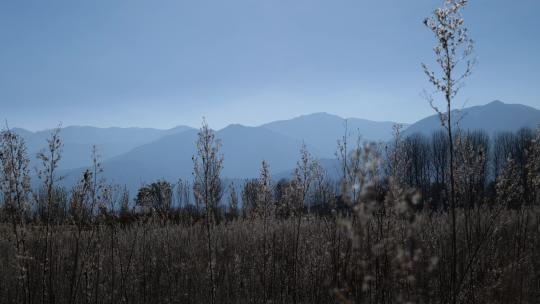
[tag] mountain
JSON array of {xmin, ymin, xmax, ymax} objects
[
  {"xmin": 59, "ymin": 113, "xmax": 399, "ymax": 191},
  {"xmin": 261, "ymin": 112, "xmax": 398, "ymax": 158},
  {"xmin": 62, "ymin": 124, "xmax": 306, "ymax": 192},
  {"xmin": 404, "ymin": 101, "xmax": 540, "ymax": 137},
  {"xmin": 22, "ymin": 102, "xmax": 540, "ymax": 193},
  {"xmin": 14, "ymin": 125, "xmax": 194, "ymax": 170}
]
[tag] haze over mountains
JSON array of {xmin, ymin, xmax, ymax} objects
[
  {"xmin": 404, "ymin": 100, "xmax": 540, "ymax": 136},
  {"xmin": 11, "ymin": 101, "xmax": 540, "ymax": 192},
  {"xmin": 15, "ymin": 125, "xmax": 193, "ymax": 170},
  {"xmin": 262, "ymin": 113, "xmax": 397, "ymax": 157}
]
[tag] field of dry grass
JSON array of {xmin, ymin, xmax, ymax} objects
[{"xmin": 1, "ymin": 205, "xmax": 539, "ymax": 304}]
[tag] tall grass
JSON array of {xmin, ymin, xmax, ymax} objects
[{"xmin": 1, "ymin": 207, "xmax": 539, "ymax": 303}]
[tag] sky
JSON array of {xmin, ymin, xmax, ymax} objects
[{"xmin": 1, "ymin": 0, "xmax": 539, "ymax": 131}]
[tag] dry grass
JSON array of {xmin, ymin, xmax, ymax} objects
[{"xmin": 0, "ymin": 206, "xmax": 539, "ymax": 304}]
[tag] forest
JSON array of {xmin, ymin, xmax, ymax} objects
[{"xmin": 1, "ymin": 0, "xmax": 540, "ymax": 303}]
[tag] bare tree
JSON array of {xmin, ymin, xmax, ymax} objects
[
  {"xmin": 175, "ymin": 178, "xmax": 192, "ymax": 210},
  {"xmin": 36, "ymin": 125, "xmax": 64, "ymax": 304},
  {"xmin": 90, "ymin": 145, "xmax": 105, "ymax": 215},
  {"xmin": 526, "ymin": 127, "xmax": 540, "ymax": 205},
  {"xmin": 336, "ymin": 120, "xmax": 349, "ymax": 184},
  {"xmin": 387, "ymin": 124, "xmax": 406, "ymax": 185},
  {"xmin": 310, "ymin": 160, "xmax": 334, "ymax": 213},
  {"xmin": 0, "ymin": 125, "xmax": 32, "ymax": 302},
  {"xmin": 37, "ymin": 126, "xmax": 64, "ymax": 223},
  {"xmin": 337, "ymin": 131, "xmax": 363, "ymax": 205},
  {"xmin": 226, "ymin": 182, "xmax": 239, "ymax": 220},
  {"xmin": 431, "ymin": 130, "xmax": 450, "ymax": 207},
  {"xmin": 496, "ymin": 159, "xmax": 523, "ymax": 208},
  {"xmin": 136, "ymin": 180, "xmax": 173, "ymax": 216},
  {"xmin": 0, "ymin": 126, "xmax": 31, "ymax": 242},
  {"xmin": 68, "ymin": 165, "xmax": 95, "ymax": 304},
  {"xmin": 257, "ymin": 160, "xmax": 274, "ymax": 220},
  {"xmin": 454, "ymin": 130, "xmax": 489, "ymax": 208},
  {"xmin": 290, "ymin": 143, "xmax": 317, "ymax": 303},
  {"xmin": 192, "ymin": 119, "xmax": 223, "ymax": 304},
  {"xmin": 422, "ymin": 1, "xmax": 475, "ymax": 302},
  {"xmin": 242, "ymin": 179, "xmax": 260, "ymax": 218},
  {"xmin": 257, "ymin": 160, "xmax": 273, "ymax": 300}
]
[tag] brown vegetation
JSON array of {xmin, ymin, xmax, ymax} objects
[{"xmin": 0, "ymin": 121, "xmax": 539, "ymax": 303}]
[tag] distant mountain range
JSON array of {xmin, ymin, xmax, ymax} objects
[
  {"xmin": 262, "ymin": 112, "xmax": 397, "ymax": 157},
  {"xmin": 11, "ymin": 100, "xmax": 540, "ymax": 192},
  {"xmin": 404, "ymin": 100, "xmax": 540, "ymax": 136},
  {"xmin": 14, "ymin": 125, "xmax": 193, "ymax": 170}
]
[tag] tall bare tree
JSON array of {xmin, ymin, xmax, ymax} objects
[
  {"xmin": 257, "ymin": 160, "xmax": 273, "ymax": 220},
  {"xmin": 422, "ymin": 1, "xmax": 475, "ymax": 302},
  {"xmin": 192, "ymin": 119, "xmax": 223, "ymax": 304},
  {"xmin": 527, "ymin": 127, "xmax": 540, "ymax": 205},
  {"xmin": 257, "ymin": 160, "xmax": 273, "ymax": 300},
  {"xmin": 226, "ymin": 182, "xmax": 239, "ymax": 220},
  {"xmin": 0, "ymin": 127, "xmax": 31, "ymax": 243},
  {"xmin": 36, "ymin": 125, "xmax": 64, "ymax": 304},
  {"xmin": 0, "ymin": 126, "xmax": 32, "ymax": 302},
  {"xmin": 290, "ymin": 143, "xmax": 317, "ymax": 303},
  {"xmin": 37, "ymin": 126, "xmax": 64, "ymax": 224}
]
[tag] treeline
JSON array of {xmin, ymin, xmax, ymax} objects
[
  {"xmin": 64, "ymin": 127, "xmax": 540, "ymax": 223},
  {"xmin": 12, "ymin": 127, "xmax": 538, "ymax": 227},
  {"xmin": 390, "ymin": 127, "xmax": 539, "ymax": 209}
]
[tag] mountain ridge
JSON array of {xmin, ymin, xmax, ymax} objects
[
  {"xmin": 9, "ymin": 100, "xmax": 540, "ymax": 193},
  {"xmin": 404, "ymin": 100, "xmax": 540, "ymax": 136}
]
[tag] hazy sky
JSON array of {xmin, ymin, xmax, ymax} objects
[{"xmin": 1, "ymin": 0, "xmax": 539, "ymax": 130}]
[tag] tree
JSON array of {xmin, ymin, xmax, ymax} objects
[
  {"xmin": 386, "ymin": 124, "xmax": 407, "ymax": 187},
  {"xmin": 90, "ymin": 145, "xmax": 105, "ymax": 215},
  {"xmin": 422, "ymin": 1, "xmax": 474, "ymax": 302},
  {"xmin": 337, "ymin": 126, "xmax": 363, "ymax": 205},
  {"xmin": 226, "ymin": 183, "xmax": 239, "ymax": 220},
  {"xmin": 496, "ymin": 159, "xmax": 523, "ymax": 208},
  {"xmin": 0, "ymin": 127, "xmax": 31, "ymax": 237},
  {"xmin": 454, "ymin": 130, "xmax": 489, "ymax": 208},
  {"xmin": 493, "ymin": 131, "xmax": 516, "ymax": 178},
  {"xmin": 310, "ymin": 160, "xmax": 335, "ymax": 214},
  {"xmin": 67, "ymin": 166, "xmax": 96, "ymax": 304},
  {"xmin": 257, "ymin": 160, "xmax": 273, "ymax": 300},
  {"xmin": 118, "ymin": 186, "xmax": 132, "ymax": 224},
  {"xmin": 290, "ymin": 143, "xmax": 317, "ymax": 302},
  {"xmin": 273, "ymin": 178, "xmax": 292, "ymax": 218},
  {"xmin": 70, "ymin": 168, "xmax": 94, "ymax": 224},
  {"xmin": 192, "ymin": 119, "xmax": 223, "ymax": 304},
  {"xmin": 150, "ymin": 180, "xmax": 172, "ymax": 214},
  {"xmin": 37, "ymin": 126, "xmax": 64, "ymax": 224},
  {"xmin": 241, "ymin": 179, "xmax": 259, "ymax": 218},
  {"xmin": 401, "ymin": 133, "xmax": 432, "ymax": 207},
  {"xmin": 431, "ymin": 130, "xmax": 450, "ymax": 201},
  {"xmin": 68, "ymin": 145, "xmax": 106, "ymax": 225},
  {"xmin": 135, "ymin": 180, "xmax": 173, "ymax": 215},
  {"xmin": 175, "ymin": 178, "xmax": 192, "ymax": 210},
  {"xmin": 257, "ymin": 160, "xmax": 274, "ymax": 220},
  {"xmin": 0, "ymin": 126, "xmax": 32, "ymax": 302},
  {"xmin": 526, "ymin": 127, "xmax": 540, "ymax": 205},
  {"xmin": 36, "ymin": 125, "xmax": 63, "ymax": 304}
]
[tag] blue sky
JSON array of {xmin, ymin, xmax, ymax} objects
[{"xmin": 1, "ymin": 0, "xmax": 539, "ymax": 130}]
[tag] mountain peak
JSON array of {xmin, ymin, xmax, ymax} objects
[
  {"xmin": 293, "ymin": 112, "xmax": 344, "ymax": 121},
  {"xmin": 222, "ymin": 123, "xmax": 248, "ymax": 131},
  {"xmin": 308, "ymin": 111, "xmax": 340, "ymax": 117},
  {"xmin": 487, "ymin": 100, "xmax": 505, "ymax": 106}
]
